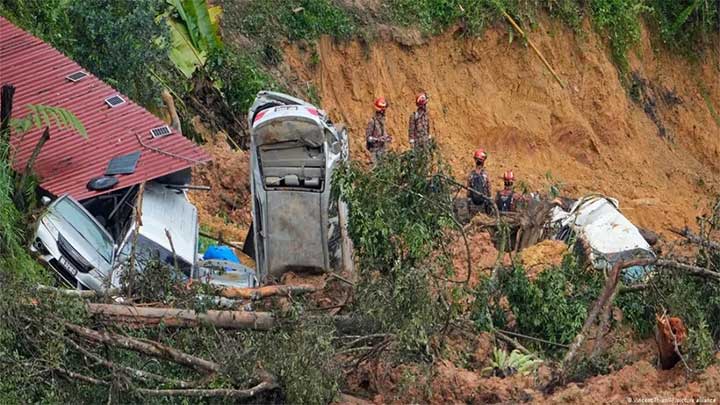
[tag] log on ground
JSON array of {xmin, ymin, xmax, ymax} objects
[{"xmin": 86, "ymin": 303, "xmax": 274, "ymax": 330}]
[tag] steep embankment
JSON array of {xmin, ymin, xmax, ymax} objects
[{"xmin": 283, "ymin": 18, "xmax": 720, "ymax": 233}]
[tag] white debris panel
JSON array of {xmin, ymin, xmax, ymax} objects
[{"xmin": 558, "ymin": 195, "xmax": 655, "ymax": 274}]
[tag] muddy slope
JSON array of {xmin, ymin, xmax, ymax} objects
[{"xmin": 284, "ymin": 18, "xmax": 720, "ymax": 233}]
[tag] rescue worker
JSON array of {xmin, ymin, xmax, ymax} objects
[
  {"xmin": 366, "ymin": 97, "xmax": 392, "ymax": 165},
  {"xmin": 467, "ymin": 149, "xmax": 492, "ymax": 215},
  {"xmin": 495, "ymin": 170, "xmax": 522, "ymax": 212},
  {"xmin": 408, "ymin": 92, "xmax": 430, "ymax": 148}
]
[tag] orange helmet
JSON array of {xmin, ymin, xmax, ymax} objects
[
  {"xmin": 416, "ymin": 92, "xmax": 428, "ymax": 107},
  {"xmin": 473, "ymin": 148, "xmax": 487, "ymax": 162},
  {"xmin": 503, "ymin": 170, "xmax": 515, "ymax": 183},
  {"xmin": 374, "ymin": 97, "xmax": 388, "ymax": 111}
]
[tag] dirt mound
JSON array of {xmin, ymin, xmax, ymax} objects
[
  {"xmin": 546, "ymin": 360, "xmax": 720, "ymax": 403},
  {"xmin": 283, "ymin": 17, "xmax": 720, "ymax": 235},
  {"xmin": 520, "ymin": 239, "xmax": 568, "ymax": 279},
  {"xmin": 190, "ymin": 127, "xmax": 252, "ymax": 243}
]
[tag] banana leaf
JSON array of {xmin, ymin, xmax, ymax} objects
[
  {"xmin": 168, "ymin": 0, "xmax": 221, "ymax": 52},
  {"xmin": 168, "ymin": 16, "xmax": 206, "ymax": 78}
]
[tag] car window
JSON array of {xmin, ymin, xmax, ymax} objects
[
  {"xmin": 53, "ymin": 198, "xmax": 114, "ymax": 263},
  {"xmin": 135, "ymin": 234, "xmax": 192, "ymax": 277}
]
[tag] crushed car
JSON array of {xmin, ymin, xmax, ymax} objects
[
  {"xmin": 552, "ymin": 194, "xmax": 655, "ymax": 281},
  {"xmin": 246, "ymin": 91, "xmax": 351, "ymax": 281},
  {"xmin": 31, "ymin": 182, "xmax": 257, "ymax": 293}
]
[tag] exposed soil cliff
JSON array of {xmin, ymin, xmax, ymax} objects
[{"xmin": 283, "ymin": 18, "xmax": 720, "ymax": 234}]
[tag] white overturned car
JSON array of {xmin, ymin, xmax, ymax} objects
[{"xmin": 246, "ymin": 91, "xmax": 351, "ymax": 281}]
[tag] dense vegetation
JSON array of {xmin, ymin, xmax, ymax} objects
[
  {"xmin": 1, "ymin": 0, "xmax": 719, "ymax": 401},
  {"xmin": 2, "ymin": 0, "xmax": 716, "ymax": 139}
]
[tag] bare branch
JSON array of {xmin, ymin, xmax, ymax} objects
[
  {"xmin": 59, "ymin": 333, "xmax": 195, "ymax": 388},
  {"xmin": 65, "ymin": 323, "xmax": 222, "ymax": 374},
  {"xmin": 656, "ymin": 259, "xmax": 720, "ymax": 281},
  {"xmin": 134, "ymin": 378, "xmax": 277, "ymax": 399},
  {"xmin": 562, "ymin": 258, "xmax": 655, "ymax": 371}
]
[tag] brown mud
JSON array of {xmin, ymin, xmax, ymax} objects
[{"xmin": 283, "ymin": 18, "xmax": 720, "ymax": 236}]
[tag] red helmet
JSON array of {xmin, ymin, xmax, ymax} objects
[
  {"xmin": 416, "ymin": 92, "xmax": 428, "ymax": 107},
  {"xmin": 473, "ymin": 148, "xmax": 487, "ymax": 162},
  {"xmin": 374, "ymin": 97, "xmax": 388, "ymax": 111},
  {"xmin": 503, "ymin": 170, "xmax": 515, "ymax": 183}
]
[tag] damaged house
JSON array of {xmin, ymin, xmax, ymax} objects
[{"xmin": 0, "ymin": 18, "xmax": 248, "ymax": 291}]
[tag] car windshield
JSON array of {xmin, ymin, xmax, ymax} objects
[{"xmin": 53, "ymin": 198, "xmax": 114, "ymax": 263}]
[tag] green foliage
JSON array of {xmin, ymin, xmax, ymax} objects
[
  {"xmin": 481, "ymin": 348, "xmax": 542, "ymax": 377},
  {"xmin": 205, "ymin": 47, "xmax": 276, "ymax": 112},
  {"xmin": 333, "ymin": 145, "xmax": 458, "ymax": 356},
  {"xmin": 65, "ymin": 0, "xmax": 169, "ymax": 107},
  {"xmin": 589, "ymin": 0, "xmax": 647, "ymax": 76},
  {"xmin": 652, "ymin": 0, "xmax": 719, "ymax": 51},
  {"xmin": 253, "ymin": 314, "xmax": 340, "ymax": 404},
  {"xmin": 166, "ymin": 0, "xmax": 223, "ymax": 78},
  {"xmin": 10, "ymin": 104, "xmax": 87, "ymax": 139},
  {"xmin": 1, "ymin": 0, "xmax": 170, "ymax": 107},
  {"xmin": 687, "ymin": 320, "xmax": 716, "ymax": 369},
  {"xmin": 386, "ymin": 0, "xmax": 585, "ymax": 35},
  {"xmin": 222, "ymin": 0, "xmax": 356, "ymax": 45},
  {"xmin": 618, "ymin": 267, "xmax": 720, "ymax": 368},
  {"xmin": 567, "ymin": 340, "xmax": 626, "ymax": 381},
  {"xmin": 0, "ymin": 133, "xmax": 46, "ymax": 282},
  {"xmin": 497, "ymin": 253, "xmax": 604, "ymax": 352}
]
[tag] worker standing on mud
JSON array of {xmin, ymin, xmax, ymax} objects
[
  {"xmin": 408, "ymin": 92, "xmax": 430, "ymax": 148},
  {"xmin": 495, "ymin": 170, "xmax": 524, "ymax": 213},
  {"xmin": 366, "ymin": 97, "xmax": 392, "ymax": 165},
  {"xmin": 467, "ymin": 149, "xmax": 492, "ymax": 215}
]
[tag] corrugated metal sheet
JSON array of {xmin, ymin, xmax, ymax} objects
[{"xmin": 0, "ymin": 17, "xmax": 211, "ymax": 201}]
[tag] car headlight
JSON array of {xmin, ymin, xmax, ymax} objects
[{"xmin": 32, "ymin": 237, "xmax": 51, "ymax": 255}]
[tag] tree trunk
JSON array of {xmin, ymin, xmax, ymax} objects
[
  {"xmin": 562, "ymin": 258, "xmax": 655, "ymax": 370},
  {"xmin": 0, "ymin": 84, "xmax": 15, "ymax": 145},
  {"xmin": 85, "ymin": 303, "xmax": 274, "ymax": 330},
  {"xmin": 214, "ymin": 284, "xmax": 317, "ymax": 300},
  {"xmin": 14, "ymin": 127, "xmax": 50, "ymax": 209}
]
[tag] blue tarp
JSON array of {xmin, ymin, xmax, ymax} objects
[{"xmin": 202, "ymin": 245, "xmax": 240, "ymax": 264}]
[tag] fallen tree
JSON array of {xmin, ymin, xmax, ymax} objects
[
  {"xmin": 65, "ymin": 322, "xmax": 223, "ymax": 373},
  {"xmin": 86, "ymin": 303, "xmax": 275, "ymax": 330},
  {"xmin": 214, "ymin": 284, "xmax": 318, "ymax": 300}
]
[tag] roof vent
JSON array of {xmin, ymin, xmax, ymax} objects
[
  {"xmin": 104, "ymin": 95, "xmax": 126, "ymax": 108},
  {"xmin": 65, "ymin": 71, "xmax": 88, "ymax": 82},
  {"xmin": 149, "ymin": 125, "xmax": 172, "ymax": 138}
]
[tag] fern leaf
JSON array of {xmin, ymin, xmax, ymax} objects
[
  {"xmin": 39, "ymin": 107, "xmax": 52, "ymax": 130},
  {"xmin": 54, "ymin": 108, "xmax": 70, "ymax": 127}
]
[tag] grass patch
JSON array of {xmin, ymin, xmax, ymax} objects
[
  {"xmin": 385, "ymin": 0, "xmax": 585, "ymax": 35},
  {"xmin": 221, "ymin": 0, "xmax": 357, "ymax": 45},
  {"xmin": 589, "ymin": 0, "xmax": 647, "ymax": 77}
]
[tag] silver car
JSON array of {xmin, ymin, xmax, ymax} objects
[
  {"xmin": 31, "ymin": 195, "xmax": 115, "ymax": 291},
  {"xmin": 247, "ymin": 91, "xmax": 350, "ymax": 281}
]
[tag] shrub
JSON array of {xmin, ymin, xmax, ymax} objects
[
  {"xmin": 222, "ymin": 0, "xmax": 356, "ymax": 45},
  {"xmin": 333, "ymin": 145, "xmax": 459, "ymax": 357},
  {"xmin": 494, "ymin": 252, "xmax": 604, "ymax": 354},
  {"xmin": 590, "ymin": 0, "xmax": 647, "ymax": 76},
  {"xmin": 651, "ymin": 0, "xmax": 719, "ymax": 52}
]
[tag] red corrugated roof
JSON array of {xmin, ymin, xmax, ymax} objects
[{"xmin": 0, "ymin": 17, "xmax": 211, "ymax": 201}]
